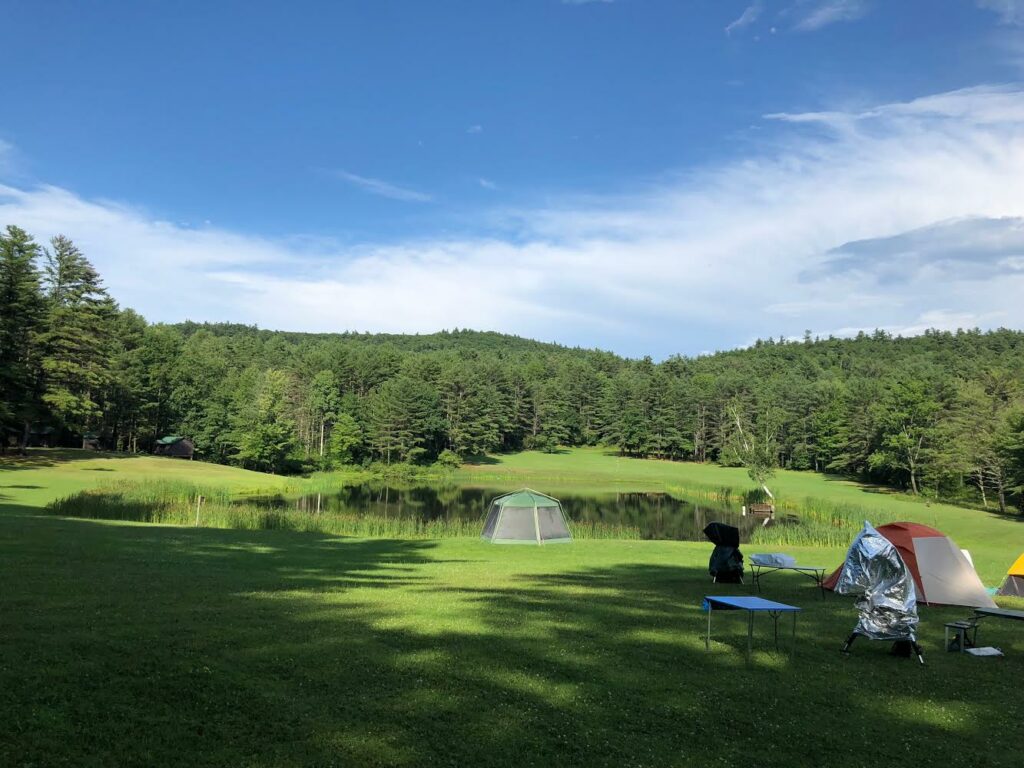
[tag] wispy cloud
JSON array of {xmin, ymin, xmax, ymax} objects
[
  {"xmin": 331, "ymin": 169, "xmax": 432, "ymax": 202},
  {"xmin": 725, "ymin": 2, "xmax": 763, "ymax": 35},
  {"xmin": 466, "ymin": 124, "xmax": 483, "ymax": 134},
  {"xmin": 977, "ymin": 0, "xmax": 1024, "ymax": 25},
  {"xmin": 3, "ymin": 85, "xmax": 1024, "ymax": 356},
  {"xmin": 478, "ymin": 178, "xmax": 498, "ymax": 190},
  {"xmin": 792, "ymin": 0, "xmax": 868, "ymax": 32}
]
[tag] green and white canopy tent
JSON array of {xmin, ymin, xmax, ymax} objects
[{"xmin": 481, "ymin": 489, "xmax": 572, "ymax": 544}]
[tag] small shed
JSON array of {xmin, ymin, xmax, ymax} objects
[
  {"xmin": 82, "ymin": 433, "xmax": 101, "ymax": 451},
  {"xmin": 154, "ymin": 435, "xmax": 195, "ymax": 459}
]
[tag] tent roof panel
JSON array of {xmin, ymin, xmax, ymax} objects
[
  {"xmin": 1007, "ymin": 553, "xmax": 1024, "ymax": 577},
  {"xmin": 493, "ymin": 489, "xmax": 561, "ymax": 508},
  {"xmin": 912, "ymin": 535, "xmax": 996, "ymax": 609}
]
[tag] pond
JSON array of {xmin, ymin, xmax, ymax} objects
[{"xmin": 243, "ymin": 484, "xmax": 762, "ymax": 542}]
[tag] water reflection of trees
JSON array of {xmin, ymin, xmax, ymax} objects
[{"xmin": 251, "ymin": 485, "xmax": 758, "ymax": 541}]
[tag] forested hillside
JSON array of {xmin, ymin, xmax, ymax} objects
[{"xmin": 3, "ymin": 225, "xmax": 1024, "ymax": 509}]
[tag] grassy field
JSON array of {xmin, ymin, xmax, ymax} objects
[
  {"xmin": 2, "ymin": 449, "xmax": 1023, "ymax": 767},
  {"xmin": 0, "ymin": 449, "xmax": 287, "ymax": 508}
]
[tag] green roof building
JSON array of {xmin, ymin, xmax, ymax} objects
[{"xmin": 154, "ymin": 435, "xmax": 194, "ymax": 459}]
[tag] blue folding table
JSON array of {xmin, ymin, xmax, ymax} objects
[{"xmin": 703, "ymin": 596, "xmax": 802, "ymax": 659}]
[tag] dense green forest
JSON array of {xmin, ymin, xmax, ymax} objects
[{"xmin": 3, "ymin": 225, "xmax": 1024, "ymax": 510}]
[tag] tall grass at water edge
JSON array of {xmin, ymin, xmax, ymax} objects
[
  {"xmin": 662, "ymin": 481, "xmax": 933, "ymax": 547},
  {"xmin": 47, "ymin": 480, "xmax": 640, "ymax": 540},
  {"xmin": 48, "ymin": 479, "xmax": 933, "ymax": 546}
]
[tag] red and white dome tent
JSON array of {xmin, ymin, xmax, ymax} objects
[{"xmin": 824, "ymin": 522, "xmax": 996, "ymax": 609}]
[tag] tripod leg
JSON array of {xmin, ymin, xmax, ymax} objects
[
  {"xmin": 912, "ymin": 641, "xmax": 925, "ymax": 665},
  {"xmin": 841, "ymin": 632, "xmax": 859, "ymax": 654}
]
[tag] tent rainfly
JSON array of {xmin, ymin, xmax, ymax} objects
[
  {"xmin": 823, "ymin": 522, "xmax": 996, "ymax": 609},
  {"xmin": 997, "ymin": 554, "xmax": 1024, "ymax": 597},
  {"xmin": 481, "ymin": 489, "xmax": 572, "ymax": 545}
]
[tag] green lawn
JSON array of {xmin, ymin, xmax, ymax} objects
[
  {"xmin": 2, "ymin": 450, "xmax": 1023, "ymax": 767},
  {"xmin": 0, "ymin": 449, "xmax": 287, "ymax": 509}
]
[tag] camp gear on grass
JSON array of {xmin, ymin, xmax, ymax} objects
[
  {"xmin": 997, "ymin": 554, "xmax": 1024, "ymax": 597},
  {"xmin": 823, "ymin": 522, "xmax": 995, "ymax": 609},
  {"xmin": 965, "ymin": 647, "xmax": 1004, "ymax": 657},
  {"xmin": 835, "ymin": 522, "xmax": 924, "ymax": 664},
  {"xmin": 702, "ymin": 596, "xmax": 801, "ymax": 660},
  {"xmin": 750, "ymin": 553, "xmax": 796, "ymax": 567},
  {"xmin": 703, "ymin": 522, "xmax": 744, "ymax": 583},
  {"xmin": 480, "ymin": 489, "xmax": 572, "ymax": 544},
  {"xmin": 749, "ymin": 563, "xmax": 829, "ymax": 599}
]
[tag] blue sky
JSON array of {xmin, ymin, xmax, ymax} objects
[{"xmin": 2, "ymin": 0, "xmax": 1024, "ymax": 357}]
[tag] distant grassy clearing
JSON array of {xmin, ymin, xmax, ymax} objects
[
  {"xmin": 0, "ymin": 449, "xmax": 287, "ymax": 509},
  {"xmin": 4, "ymin": 447, "xmax": 1022, "ymax": 580}
]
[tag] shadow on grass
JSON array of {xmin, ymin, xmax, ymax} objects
[
  {"xmin": 461, "ymin": 454, "xmax": 501, "ymax": 466},
  {"xmin": 0, "ymin": 448, "xmax": 137, "ymax": 471},
  {"xmin": 0, "ymin": 506, "xmax": 1020, "ymax": 767}
]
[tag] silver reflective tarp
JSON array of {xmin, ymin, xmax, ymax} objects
[{"xmin": 835, "ymin": 522, "xmax": 919, "ymax": 641}]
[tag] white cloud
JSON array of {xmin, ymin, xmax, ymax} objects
[
  {"xmin": 466, "ymin": 125, "xmax": 483, "ymax": 134},
  {"xmin": 977, "ymin": 0, "xmax": 1024, "ymax": 25},
  {"xmin": 331, "ymin": 169, "xmax": 432, "ymax": 202},
  {"xmin": 792, "ymin": 0, "xmax": 868, "ymax": 32},
  {"xmin": 726, "ymin": 2, "xmax": 763, "ymax": 35},
  {"xmin": 478, "ymin": 178, "xmax": 498, "ymax": 190},
  {"xmin": 3, "ymin": 85, "xmax": 1024, "ymax": 356}
]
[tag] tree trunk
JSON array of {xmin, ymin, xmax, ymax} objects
[
  {"xmin": 319, "ymin": 420, "xmax": 325, "ymax": 457},
  {"xmin": 19, "ymin": 419, "xmax": 30, "ymax": 455},
  {"xmin": 976, "ymin": 469, "xmax": 988, "ymax": 508}
]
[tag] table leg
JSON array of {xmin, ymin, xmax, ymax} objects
[
  {"xmin": 706, "ymin": 605, "xmax": 712, "ymax": 651},
  {"xmin": 792, "ymin": 612, "xmax": 797, "ymax": 657},
  {"xmin": 817, "ymin": 570, "xmax": 826, "ymax": 600},
  {"xmin": 747, "ymin": 611, "xmax": 754, "ymax": 660}
]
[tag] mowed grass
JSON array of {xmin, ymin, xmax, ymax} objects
[
  {"xmin": 2, "ymin": 449, "xmax": 1024, "ymax": 766},
  {"xmin": 0, "ymin": 449, "xmax": 286, "ymax": 509}
]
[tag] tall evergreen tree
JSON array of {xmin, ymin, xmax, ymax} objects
[
  {"xmin": 37, "ymin": 235, "xmax": 116, "ymax": 434},
  {"xmin": 0, "ymin": 225, "xmax": 45, "ymax": 450}
]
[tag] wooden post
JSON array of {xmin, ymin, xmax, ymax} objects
[{"xmin": 195, "ymin": 495, "xmax": 204, "ymax": 527}]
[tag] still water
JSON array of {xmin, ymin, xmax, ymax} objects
[{"xmin": 245, "ymin": 485, "xmax": 759, "ymax": 542}]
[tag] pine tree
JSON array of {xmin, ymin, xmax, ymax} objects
[
  {"xmin": 367, "ymin": 376, "xmax": 442, "ymax": 463},
  {"xmin": 0, "ymin": 226, "xmax": 45, "ymax": 450},
  {"xmin": 37, "ymin": 235, "xmax": 116, "ymax": 435}
]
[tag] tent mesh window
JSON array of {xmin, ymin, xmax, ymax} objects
[
  {"xmin": 498, "ymin": 507, "xmax": 539, "ymax": 540},
  {"xmin": 538, "ymin": 507, "xmax": 571, "ymax": 540},
  {"xmin": 481, "ymin": 502, "xmax": 501, "ymax": 539}
]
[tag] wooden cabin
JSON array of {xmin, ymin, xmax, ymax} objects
[{"xmin": 154, "ymin": 435, "xmax": 195, "ymax": 459}]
